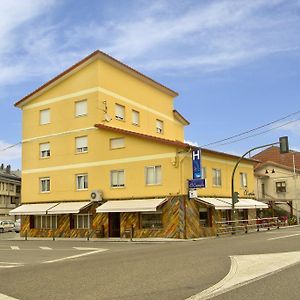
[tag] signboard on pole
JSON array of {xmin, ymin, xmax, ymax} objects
[
  {"xmin": 192, "ymin": 148, "xmax": 202, "ymax": 179},
  {"xmin": 188, "ymin": 179, "xmax": 206, "ymax": 189}
]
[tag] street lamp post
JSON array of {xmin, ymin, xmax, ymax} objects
[{"xmin": 231, "ymin": 137, "xmax": 289, "ymax": 233}]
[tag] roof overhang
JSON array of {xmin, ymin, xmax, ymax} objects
[
  {"xmin": 96, "ymin": 198, "xmax": 167, "ymax": 213},
  {"xmin": 15, "ymin": 50, "xmax": 178, "ymax": 108}
]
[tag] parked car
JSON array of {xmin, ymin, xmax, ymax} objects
[
  {"xmin": 14, "ymin": 219, "xmax": 21, "ymax": 233},
  {"xmin": 0, "ymin": 220, "xmax": 15, "ymax": 233}
]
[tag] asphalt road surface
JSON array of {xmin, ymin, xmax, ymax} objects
[{"xmin": 0, "ymin": 226, "xmax": 299, "ymax": 300}]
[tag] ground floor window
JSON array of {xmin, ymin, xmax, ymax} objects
[
  {"xmin": 199, "ymin": 207, "xmax": 212, "ymax": 227},
  {"xmin": 34, "ymin": 215, "xmax": 57, "ymax": 229},
  {"xmin": 220, "ymin": 210, "xmax": 231, "ymax": 223},
  {"xmin": 140, "ymin": 212, "xmax": 163, "ymax": 229},
  {"xmin": 74, "ymin": 214, "xmax": 91, "ymax": 229}
]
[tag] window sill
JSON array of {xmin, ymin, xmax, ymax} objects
[
  {"xmin": 75, "ymin": 151, "xmax": 88, "ymax": 155},
  {"xmin": 76, "ymin": 189, "xmax": 88, "ymax": 191},
  {"xmin": 111, "ymin": 186, "xmax": 126, "ymax": 189}
]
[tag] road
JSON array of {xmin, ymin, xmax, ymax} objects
[{"xmin": 0, "ymin": 226, "xmax": 299, "ymax": 300}]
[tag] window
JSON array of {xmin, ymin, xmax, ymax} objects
[
  {"xmin": 40, "ymin": 142, "xmax": 50, "ymax": 158},
  {"xmin": 276, "ymin": 181, "xmax": 286, "ymax": 193},
  {"xmin": 34, "ymin": 215, "xmax": 57, "ymax": 229},
  {"xmin": 240, "ymin": 172, "xmax": 248, "ymax": 188},
  {"xmin": 40, "ymin": 177, "xmax": 50, "ymax": 193},
  {"xmin": 156, "ymin": 119, "xmax": 164, "ymax": 134},
  {"xmin": 75, "ymin": 100, "xmax": 87, "ymax": 117},
  {"xmin": 75, "ymin": 136, "xmax": 88, "ymax": 153},
  {"xmin": 261, "ymin": 183, "xmax": 265, "ymax": 198},
  {"xmin": 199, "ymin": 207, "xmax": 211, "ymax": 227},
  {"xmin": 40, "ymin": 109, "xmax": 50, "ymax": 125},
  {"xmin": 132, "ymin": 110, "xmax": 140, "ymax": 126},
  {"xmin": 9, "ymin": 184, "xmax": 14, "ymax": 192},
  {"xmin": 145, "ymin": 166, "xmax": 162, "ymax": 185},
  {"xmin": 140, "ymin": 212, "xmax": 163, "ymax": 229},
  {"xmin": 212, "ymin": 169, "xmax": 222, "ymax": 186},
  {"xmin": 115, "ymin": 104, "xmax": 125, "ymax": 120},
  {"xmin": 76, "ymin": 174, "xmax": 88, "ymax": 190},
  {"xmin": 110, "ymin": 137, "xmax": 125, "ymax": 149},
  {"xmin": 111, "ymin": 170, "xmax": 125, "ymax": 188},
  {"xmin": 201, "ymin": 167, "xmax": 206, "ymax": 179},
  {"xmin": 74, "ymin": 214, "xmax": 91, "ymax": 229},
  {"xmin": 16, "ymin": 186, "xmax": 21, "ymax": 194}
]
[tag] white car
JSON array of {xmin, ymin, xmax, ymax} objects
[{"xmin": 0, "ymin": 220, "xmax": 15, "ymax": 233}]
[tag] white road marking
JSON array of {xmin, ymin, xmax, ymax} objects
[
  {"xmin": 72, "ymin": 247, "xmax": 101, "ymax": 251},
  {"xmin": 42, "ymin": 248, "xmax": 108, "ymax": 264},
  {"xmin": 187, "ymin": 251, "xmax": 300, "ymax": 300},
  {"xmin": 39, "ymin": 246, "xmax": 52, "ymax": 250},
  {"xmin": 10, "ymin": 246, "xmax": 20, "ymax": 250},
  {"xmin": 268, "ymin": 233, "xmax": 300, "ymax": 240},
  {"xmin": 0, "ymin": 293, "xmax": 18, "ymax": 299},
  {"xmin": 0, "ymin": 262, "xmax": 24, "ymax": 269}
]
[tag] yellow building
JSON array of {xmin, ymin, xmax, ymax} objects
[{"xmin": 10, "ymin": 50, "xmax": 265, "ymax": 238}]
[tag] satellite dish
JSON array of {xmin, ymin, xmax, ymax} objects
[{"xmin": 104, "ymin": 113, "xmax": 112, "ymax": 122}]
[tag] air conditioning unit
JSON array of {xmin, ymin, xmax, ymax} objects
[{"xmin": 90, "ymin": 190, "xmax": 102, "ymax": 202}]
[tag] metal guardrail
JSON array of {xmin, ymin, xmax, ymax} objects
[{"xmin": 216, "ymin": 217, "xmax": 281, "ymax": 236}]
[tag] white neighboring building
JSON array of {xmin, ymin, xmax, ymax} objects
[{"xmin": 255, "ymin": 161, "xmax": 300, "ymax": 224}]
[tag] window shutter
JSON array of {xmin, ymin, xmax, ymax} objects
[
  {"xmin": 40, "ymin": 109, "xmax": 50, "ymax": 125},
  {"xmin": 75, "ymin": 100, "xmax": 87, "ymax": 116},
  {"xmin": 40, "ymin": 143, "xmax": 50, "ymax": 152},
  {"xmin": 146, "ymin": 167, "xmax": 155, "ymax": 184},
  {"xmin": 76, "ymin": 136, "xmax": 87, "ymax": 148},
  {"xmin": 132, "ymin": 110, "xmax": 139, "ymax": 125},
  {"xmin": 110, "ymin": 138, "xmax": 125, "ymax": 149},
  {"xmin": 118, "ymin": 171, "xmax": 124, "ymax": 186},
  {"xmin": 155, "ymin": 166, "xmax": 162, "ymax": 184},
  {"xmin": 115, "ymin": 104, "xmax": 125, "ymax": 120}
]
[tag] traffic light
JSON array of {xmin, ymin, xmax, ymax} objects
[{"xmin": 279, "ymin": 136, "xmax": 289, "ymax": 154}]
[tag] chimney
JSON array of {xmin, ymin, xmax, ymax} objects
[{"xmin": 6, "ymin": 165, "xmax": 11, "ymax": 174}]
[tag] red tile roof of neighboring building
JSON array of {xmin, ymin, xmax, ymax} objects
[
  {"xmin": 253, "ymin": 146, "xmax": 300, "ymax": 170},
  {"xmin": 15, "ymin": 50, "xmax": 178, "ymax": 108}
]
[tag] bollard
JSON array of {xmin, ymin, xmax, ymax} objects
[
  {"xmin": 52, "ymin": 230, "xmax": 55, "ymax": 241},
  {"xmin": 245, "ymin": 224, "xmax": 248, "ymax": 234},
  {"xmin": 130, "ymin": 225, "xmax": 133, "ymax": 242},
  {"xmin": 25, "ymin": 230, "xmax": 27, "ymax": 241}
]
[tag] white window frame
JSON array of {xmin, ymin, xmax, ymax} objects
[
  {"xmin": 110, "ymin": 170, "xmax": 125, "ymax": 188},
  {"xmin": 75, "ymin": 99, "xmax": 87, "ymax": 117},
  {"xmin": 212, "ymin": 168, "xmax": 222, "ymax": 186},
  {"xmin": 74, "ymin": 214, "xmax": 91, "ymax": 229},
  {"xmin": 34, "ymin": 215, "xmax": 57, "ymax": 229},
  {"xmin": 75, "ymin": 136, "xmax": 88, "ymax": 153},
  {"xmin": 132, "ymin": 110, "xmax": 140, "ymax": 126},
  {"xmin": 40, "ymin": 177, "xmax": 50, "ymax": 193},
  {"xmin": 115, "ymin": 104, "xmax": 125, "ymax": 121},
  {"xmin": 76, "ymin": 174, "xmax": 88, "ymax": 190},
  {"xmin": 110, "ymin": 137, "xmax": 125, "ymax": 149},
  {"xmin": 40, "ymin": 109, "xmax": 50, "ymax": 125},
  {"xmin": 40, "ymin": 142, "xmax": 50, "ymax": 158},
  {"xmin": 240, "ymin": 172, "xmax": 248, "ymax": 188},
  {"xmin": 156, "ymin": 119, "xmax": 164, "ymax": 134},
  {"xmin": 145, "ymin": 165, "xmax": 162, "ymax": 185}
]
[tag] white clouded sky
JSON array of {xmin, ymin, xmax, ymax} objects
[{"xmin": 1, "ymin": 0, "xmax": 300, "ymax": 168}]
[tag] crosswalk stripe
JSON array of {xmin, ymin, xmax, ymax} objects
[
  {"xmin": 10, "ymin": 246, "xmax": 20, "ymax": 250},
  {"xmin": 39, "ymin": 246, "xmax": 52, "ymax": 250}
]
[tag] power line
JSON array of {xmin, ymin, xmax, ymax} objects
[
  {"xmin": 0, "ymin": 142, "xmax": 21, "ymax": 152},
  {"xmin": 201, "ymin": 109, "xmax": 300, "ymax": 148},
  {"xmin": 210, "ymin": 118, "xmax": 300, "ymax": 147}
]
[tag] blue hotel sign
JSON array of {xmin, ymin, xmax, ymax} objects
[
  {"xmin": 189, "ymin": 148, "xmax": 206, "ymax": 189},
  {"xmin": 192, "ymin": 148, "xmax": 202, "ymax": 179}
]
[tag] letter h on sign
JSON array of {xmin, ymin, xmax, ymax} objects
[{"xmin": 192, "ymin": 149, "xmax": 202, "ymax": 179}]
